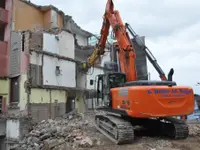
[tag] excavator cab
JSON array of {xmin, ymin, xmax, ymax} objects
[{"xmin": 90, "ymin": 72, "xmax": 126, "ymax": 108}]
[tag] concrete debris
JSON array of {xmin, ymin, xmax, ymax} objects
[
  {"xmin": 80, "ymin": 136, "xmax": 93, "ymax": 148},
  {"xmin": 188, "ymin": 123, "xmax": 200, "ymax": 136},
  {"xmin": 15, "ymin": 111, "xmax": 98, "ymax": 150},
  {"xmin": 13, "ymin": 110, "xmax": 200, "ymax": 150}
]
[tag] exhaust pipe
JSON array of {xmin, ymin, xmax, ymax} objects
[{"xmin": 168, "ymin": 68, "xmax": 174, "ymax": 81}]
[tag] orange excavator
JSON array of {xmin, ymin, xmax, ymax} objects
[{"xmin": 81, "ymin": 0, "xmax": 194, "ymax": 144}]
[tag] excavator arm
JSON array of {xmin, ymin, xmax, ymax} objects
[
  {"xmin": 82, "ymin": 11, "xmax": 110, "ymax": 70},
  {"xmin": 82, "ymin": 0, "xmax": 137, "ymax": 82}
]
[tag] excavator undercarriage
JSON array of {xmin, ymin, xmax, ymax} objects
[{"xmin": 94, "ymin": 111, "xmax": 189, "ymax": 144}]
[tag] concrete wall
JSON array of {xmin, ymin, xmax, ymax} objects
[
  {"xmin": 50, "ymin": 9, "xmax": 58, "ymax": 29},
  {"xmin": 3, "ymin": 0, "xmax": 12, "ymax": 77},
  {"xmin": 44, "ymin": 10, "xmax": 51, "ymax": 29},
  {"xmin": 0, "ymin": 138, "xmax": 6, "ymax": 150},
  {"xmin": 30, "ymin": 88, "xmax": 66, "ymax": 121},
  {"xmin": 6, "ymin": 118, "xmax": 29, "ymax": 143},
  {"xmin": 19, "ymin": 73, "xmax": 67, "ymax": 121},
  {"xmin": 0, "ymin": 41, "xmax": 8, "ymax": 77},
  {"xmin": 75, "ymin": 92, "xmax": 86, "ymax": 113},
  {"xmin": 0, "ymin": 79, "xmax": 9, "ymax": 106},
  {"xmin": 30, "ymin": 52, "xmax": 42, "ymax": 66},
  {"xmin": 9, "ymin": 32, "xmax": 21, "ymax": 77},
  {"xmin": 13, "ymin": 0, "xmax": 45, "ymax": 30},
  {"xmin": 43, "ymin": 31, "xmax": 75, "ymax": 59},
  {"xmin": 6, "ymin": 119, "xmax": 20, "ymax": 139},
  {"xmin": 0, "ymin": 119, "xmax": 6, "ymax": 136},
  {"xmin": 76, "ymin": 68, "xmax": 86, "ymax": 89},
  {"xmin": 76, "ymin": 34, "xmax": 88, "ymax": 46},
  {"xmin": 43, "ymin": 55, "xmax": 76, "ymax": 87},
  {"xmin": 12, "ymin": 0, "xmax": 63, "ymax": 31},
  {"xmin": 100, "ymin": 49, "xmax": 111, "ymax": 67},
  {"xmin": 86, "ymin": 67, "xmax": 104, "ymax": 90}
]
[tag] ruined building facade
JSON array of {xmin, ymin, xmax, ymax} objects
[
  {"xmin": 0, "ymin": 0, "xmax": 109, "ymax": 119},
  {"xmin": 0, "ymin": 0, "xmax": 111, "ymax": 149}
]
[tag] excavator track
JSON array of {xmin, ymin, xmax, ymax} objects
[
  {"xmin": 161, "ymin": 117, "xmax": 189, "ymax": 139},
  {"xmin": 94, "ymin": 112, "xmax": 189, "ymax": 145},
  {"xmin": 135, "ymin": 117, "xmax": 189, "ymax": 140},
  {"xmin": 95, "ymin": 113, "xmax": 134, "ymax": 144}
]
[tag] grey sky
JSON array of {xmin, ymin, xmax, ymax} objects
[{"xmin": 32, "ymin": 0, "xmax": 200, "ymax": 94}]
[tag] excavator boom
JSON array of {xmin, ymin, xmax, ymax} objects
[{"xmin": 82, "ymin": 0, "xmax": 137, "ymax": 82}]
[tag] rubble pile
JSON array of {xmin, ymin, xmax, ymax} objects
[
  {"xmin": 13, "ymin": 110, "xmax": 200, "ymax": 150},
  {"xmin": 188, "ymin": 123, "xmax": 200, "ymax": 136},
  {"xmin": 15, "ymin": 111, "xmax": 101, "ymax": 150}
]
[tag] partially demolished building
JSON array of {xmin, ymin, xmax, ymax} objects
[
  {"xmin": 0, "ymin": 0, "xmax": 148, "ymax": 149},
  {"xmin": 0, "ymin": 0, "xmax": 111, "ymax": 149}
]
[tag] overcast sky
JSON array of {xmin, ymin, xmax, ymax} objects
[{"xmin": 32, "ymin": 0, "xmax": 200, "ymax": 94}]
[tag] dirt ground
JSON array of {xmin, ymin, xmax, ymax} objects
[
  {"xmin": 76, "ymin": 128, "xmax": 200, "ymax": 150},
  {"xmin": 16, "ymin": 110, "xmax": 200, "ymax": 150},
  {"xmin": 77, "ymin": 112, "xmax": 200, "ymax": 150},
  {"xmin": 80, "ymin": 135, "xmax": 200, "ymax": 150}
]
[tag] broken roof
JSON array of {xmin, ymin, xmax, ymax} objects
[
  {"xmin": 65, "ymin": 15, "xmax": 93, "ymax": 37},
  {"xmin": 19, "ymin": 0, "xmax": 65, "ymax": 16}
]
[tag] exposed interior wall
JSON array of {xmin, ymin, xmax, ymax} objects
[
  {"xmin": 30, "ymin": 88, "xmax": 67, "ymax": 121},
  {"xmin": 43, "ymin": 31, "xmax": 75, "ymax": 59},
  {"xmin": 43, "ymin": 10, "xmax": 51, "ymax": 29},
  {"xmin": 30, "ymin": 88, "xmax": 66, "ymax": 104},
  {"xmin": 19, "ymin": 74, "xmax": 68, "ymax": 121},
  {"xmin": 6, "ymin": 118, "xmax": 29, "ymax": 144},
  {"xmin": 9, "ymin": 32, "xmax": 21, "ymax": 77},
  {"xmin": 100, "ymin": 49, "xmax": 111, "ymax": 67},
  {"xmin": 13, "ymin": 0, "xmax": 44, "ymax": 30},
  {"xmin": 75, "ymin": 34, "xmax": 88, "ymax": 46},
  {"xmin": 4, "ymin": 0, "xmax": 12, "ymax": 77},
  {"xmin": 19, "ymin": 74, "xmax": 27, "ymax": 110},
  {"xmin": 6, "ymin": 119, "xmax": 20, "ymax": 139},
  {"xmin": 76, "ymin": 68, "xmax": 86, "ymax": 89},
  {"xmin": 43, "ymin": 55, "xmax": 76, "ymax": 87},
  {"xmin": 57, "ymin": 12, "xmax": 63, "ymax": 29},
  {"xmin": 0, "ymin": 79, "xmax": 9, "ymax": 106},
  {"xmin": 86, "ymin": 67, "xmax": 104, "ymax": 89},
  {"xmin": 50, "ymin": 9, "xmax": 57, "ymax": 28},
  {"xmin": 0, "ymin": 41, "xmax": 8, "ymax": 77},
  {"xmin": 75, "ymin": 92, "xmax": 85, "ymax": 113},
  {"xmin": 12, "ymin": 0, "xmax": 64, "ymax": 31}
]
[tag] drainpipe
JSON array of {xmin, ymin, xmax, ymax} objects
[
  {"xmin": 26, "ymin": 32, "xmax": 31, "ymax": 118},
  {"xmin": 49, "ymin": 90, "xmax": 52, "ymax": 119},
  {"xmin": 27, "ymin": 63, "xmax": 31, "ymax": 117}
]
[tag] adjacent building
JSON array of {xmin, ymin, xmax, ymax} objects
[{"xmin": 0, "ymin": 0, "xmax": 12, "ymax": 114}]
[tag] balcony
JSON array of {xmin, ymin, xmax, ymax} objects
[
  {"xmin": 0, "ymin": 8, "xmax": 8, "ymax": 25},
  {"xmin": 0, "ymin": 41, "xmax": 8, "ymax": 77}
]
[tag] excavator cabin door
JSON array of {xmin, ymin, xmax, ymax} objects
[{"xmin": 90, "ymin": 73, "xmax": 126, "ymax": 108}]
